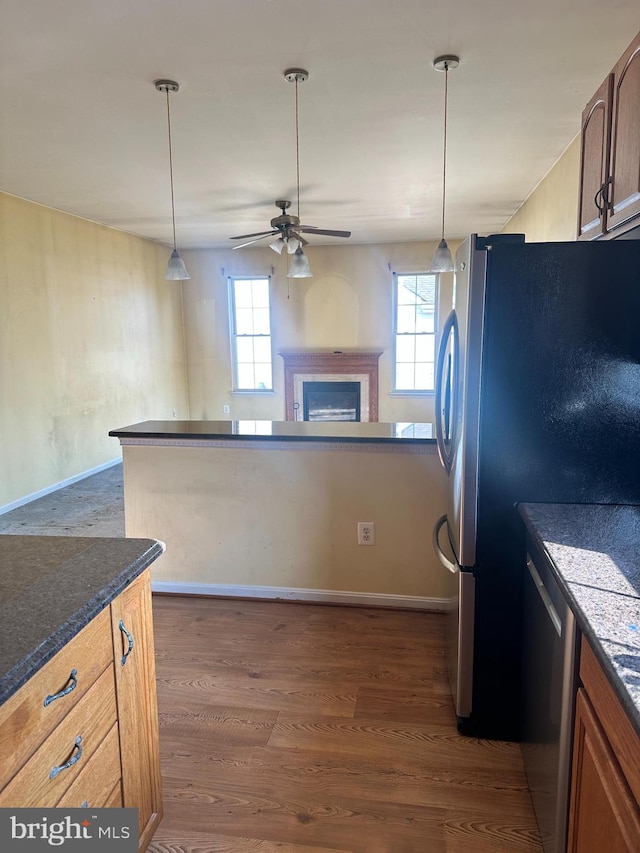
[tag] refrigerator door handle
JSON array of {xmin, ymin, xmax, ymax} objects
[
  {"xmin": 433, "ymin": 514, "xmax": 457, "ymax": 574},
  {"xmin": 434, "ymin": 310, "xmax": 458, "ymax": 473}
]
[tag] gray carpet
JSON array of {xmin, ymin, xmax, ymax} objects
[{"xmin": 0, "ymin": 464, "xmax": 125, "ymax": 537}]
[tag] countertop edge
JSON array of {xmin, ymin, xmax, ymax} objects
[
  {"xmin": 0, "ymin": 538, "xmax": 164, "ymax": 707},
  {"xmin": 517, "ymin": 505, "xmax": 640, "ymax": 736},
  {"xmin": 109, "ymin": 429, "xmax": 436, "ymax": 446}
]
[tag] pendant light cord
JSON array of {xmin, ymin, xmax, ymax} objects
[
  {"xmin": 441, "ymin": 62, "xmax": 449, "ymax": 241},
  {"xmin": 164, "ymin": 88, "xmax": 178, "ymax": 251}
]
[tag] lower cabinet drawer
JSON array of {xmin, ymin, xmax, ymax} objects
[
  {"xmin": 0, "ymin": 666, "xmax": 117, "ymax": 807},
  {"xmin": 55, "ymin": 724, "xmax": 122, "ymax": 809},
  {"xmin": 0, "ymin": 608, "xmax": 113, "ymax": 788}
]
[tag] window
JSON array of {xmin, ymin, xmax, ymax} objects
[
  {"xmin": 229, "ymin": 276, "xmax": 273, "ymax": 391},
  {"xmin": 393, "ymin": 272, "xmax": 438, "ymax": 391}
]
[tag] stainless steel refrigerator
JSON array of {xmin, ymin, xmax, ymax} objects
[{"xmin": 432, "ymin": 233, "xmax": 640, "ymax": 740}]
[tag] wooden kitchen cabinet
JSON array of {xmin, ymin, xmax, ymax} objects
[
  {"xmin": 577, "ymin": 75, "xmax": 613, "ymax": 240},
  {"xmin": 567, "ymin": 636, "xmax": 640, "ymax": 851},
  {"xmin": 578, "ymin": 31, "xmax": 640, "ymax": 240},
  {"xmin": 111, "ymin": 571, "xmax": 163, "ymax": 851},
  {"xmin": 0, "ymin": 569, "xmax": 162, "ymax": 852}
]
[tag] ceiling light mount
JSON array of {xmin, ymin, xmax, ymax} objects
[
  {"xmin": 284, "ymin": 68, "xmax": 309, "ymax": 84},
  {"xmin": 433, "ymin": 55, "xmax": 460, "ymax": 73},
  {"xmin": 154, "ymin": 79, "xmax": 180, "ymax": 94}
]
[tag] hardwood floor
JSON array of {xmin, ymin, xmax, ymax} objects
[{"xmin": 148, "ymin": 596, "xmax": 542, "ymax": 853}]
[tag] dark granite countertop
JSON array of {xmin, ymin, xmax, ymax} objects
[
  {"xmin": 518, "ymin": 503, "xmax": 640, "ymax": 733},
  {"xmin": 109, "ymin": 419, "xmax": 435, "ymax": 444},
  {"xmin": 0, "ymin": 535, "xmax": 164, "ymax": 706}
]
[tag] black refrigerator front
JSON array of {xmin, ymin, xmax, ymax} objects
[{"xmin": 433, "ymin": 234, "xmax": 640, "ymax": 739}]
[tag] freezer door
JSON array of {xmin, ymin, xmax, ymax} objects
[
  {"xmin": 433, "ymin": 515, "xmax": 475, "ymax": 719},
  {"xmin": 447, "ymin": 236, "xmax": 487, "ymax": 568}
]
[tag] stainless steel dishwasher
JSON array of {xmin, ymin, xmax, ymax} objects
[{"xmin": 521, "ymin": 550, "xmax": 577, "ymax": 853}]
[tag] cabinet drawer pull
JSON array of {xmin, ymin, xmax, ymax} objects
[
  {"xmin": 119, "ymin": 619, "xmax": 134, "ymax": 666},
  {"xmin": 50, "ymin": 736, "xmax": 83, "ymax": 780},
  {"xmin": 43, "ymin": 668, "xmax": 78, "ymax": 707}
]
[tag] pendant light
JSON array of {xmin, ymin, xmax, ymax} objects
[
  {"xmin": 285, "ymin": 69, "xmax": 313, "ymax": 279},
  {"xmin": 429, "ymin": 55, "xmax": 459, "ymax": 274},
  {"xmin": 154, "ymin": 79, "xmax": 190, "ymax": 280}
]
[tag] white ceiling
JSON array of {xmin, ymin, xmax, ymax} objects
[{"xmin": 1, "ymin": 1, "xmax": 638, "ymax": 249}]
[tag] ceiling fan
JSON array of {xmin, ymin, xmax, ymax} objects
[
  {"xmin": 229, "ymin": 69, "xmax": 351, "ymax": 258},
  {"xmin": 229, "ymin": 198, "xmax": 351, "ymax": 252}
]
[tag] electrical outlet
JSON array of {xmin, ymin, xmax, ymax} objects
[
  {"xmin": 223, "ymin": 404, "xmax": 230, "ymax": 414},
  {"xmin": 357, "ymin": 522, "xmax": 375, "ymax": 546}
]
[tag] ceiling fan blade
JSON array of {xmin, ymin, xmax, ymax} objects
[
  {"xmin": 230, "ymin": 230, "xmax": 279, "ymax": 240},
  {"xmin": 232, "ymin": 233, "xmax": 279, "ymax": 250},
  {"xmin": 298, "ymin": 227, "xmax": 352, "ymax": 238}
]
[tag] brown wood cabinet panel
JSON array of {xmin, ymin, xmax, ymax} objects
[
  {"xmin": 110, "ymin": 572, "xmax": 162, "ymax": 852},
  {"xmin": 578, "ymin": 74, "xmax": 613, "ymax": 240},
  {"xmin": 105, "ymin": 779, "xmax": 123, "ymax": 807},
  {"xmin": 0, "ymin": 666, "xmax": 117, "ymax": 807},
  {"xmin": 567, "ymin": 688, "xmax": 640, "ymax": 852},
  {"xmin": 608, "ymin": 32, "xmax": 640, "ymax": 231},
  {"xmin": 55, "ymin": 724, "xmax": 122, "ymax": 809},
  {"xmin": 579, "ymin": 636, "xmax": 640, "ymax": 805},
  {"xmin": 0, "ymin": 607, "xmax": 112, "ymax": 787}
]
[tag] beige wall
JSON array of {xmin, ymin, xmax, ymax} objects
[
  {"xmin": 122, "ymin": 441, "xmax": 452, "ymax": 602},
  {"xmin": 501, "ymin": 136, "xmax": 580, "ymax": 242},
  {"xmin": 0, "ymin": 193, "xmax": 189, "ymax": 507},
  {"xmin": 181, "ymin": 240, "xmax": 459, "ymax": 425}
]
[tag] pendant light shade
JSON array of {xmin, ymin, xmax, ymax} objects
[
  {"xmin": 287, "ymin": 246, "xmax": 312, "ymax": 278},
  {"xmin": 429, "ymin": 238, "xmax": 454, "ymax": 273},
  {"xmin": 155, "ymin": 79, "xmax": 190, "ymax": 281},
  {"xmin": 429, "ymin": 56, "xmax": 459, "ymax": 275},
  {"xmin": 166, "ymin": 248, "xmax": 190, "ymax": 280}
]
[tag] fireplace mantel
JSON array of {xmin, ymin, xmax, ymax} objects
[{"xmin": 280, "ymin": 350, "xmax": 382, "ymax": 422}]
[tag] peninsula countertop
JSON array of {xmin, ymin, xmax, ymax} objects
[
  {"xmin": 0, "ymin": 535, "xmax": 164, "ymax": 705},
  {"xmin": 518, "ymin": 502, "xmax": 640, "ymax": 734},
  {"xmin": 109, "ymin": 419, "xmax": 435, "ymax": 445}
]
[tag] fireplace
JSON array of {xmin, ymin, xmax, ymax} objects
[
  {"xmin": 303, "ymin": 381, "xmax": 361, "ymax": 421},
  {"xmin": 280, "ymin": 350, "xmax": 382, "ymax": 422}
]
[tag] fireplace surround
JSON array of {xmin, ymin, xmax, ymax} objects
[{"xmin": 280, "ymin": 350, "xmax": 382, "ymax": 422}]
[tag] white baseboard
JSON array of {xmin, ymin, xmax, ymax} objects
[
  {"xmin": 0, "ymin": 458, "xmax": 122, "ymax": 516},
  {"xmin": 151, "ymin": 580, "xmax": 451, "ymax": 611}
]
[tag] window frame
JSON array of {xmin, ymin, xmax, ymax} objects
[
  {"xmin": 228, "ymin": 275, "xmax": 275, "ymax": 393},
  {"xmin": 391, "ymin": 271, "xmax": 439, "ymax": 394}
]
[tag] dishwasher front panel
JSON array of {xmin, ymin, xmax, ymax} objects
[{"xmin": 521, "ymin": 552, "xmax": 577, "ymax": 853}]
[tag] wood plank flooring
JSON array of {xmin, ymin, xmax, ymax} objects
[{"xmin": 148, "ymin": 596, "xmax": 542, "ymax": 853}]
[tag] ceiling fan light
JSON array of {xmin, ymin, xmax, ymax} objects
[
  {"xmin": 428, "ymin": 239, "xmax": 454, "ymax": 273},
  {"xmin": 270, "ymin": 237, "xmax": 286, "ymax": 254},
  {"xmin": 165, "ymin": 248, "xmax": 191, "ymax": 280},
  {"xmin": 287, "ymin": 246, "xmax": 313, "ymax": 278},
  {"xmin": 286, "ymin": 236, "xmax": 299, "ymax": 254}
]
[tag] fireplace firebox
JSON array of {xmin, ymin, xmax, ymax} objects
[{"xmin": 303, "ymin": 381, "xmax": 361, "ymax": 422}]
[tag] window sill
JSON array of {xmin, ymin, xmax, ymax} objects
[
  {"xmin": 231, "ymin": 389, "xmax": 276, "ymax": 395},
  {"xmin": 389, "ymin": 390, "xmax": 435, "ymax": 397}
]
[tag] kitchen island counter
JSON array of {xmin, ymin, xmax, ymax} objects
[
  {"xmin": 0, "ymin": 534, "xmax": 164, "ymax": 705},
  {"xmin": 518, "ymin": 502, "xmax": 640, "ymax": 734},
  {"xmin": 109, "ymin": 419, "xmax": 435, "ymax": 445},
  {"xmin": 109, "ymin": 419, "xmax": 448, "ymax": 606}
]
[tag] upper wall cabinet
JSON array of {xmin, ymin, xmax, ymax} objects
[{"xmin": 578, "ymin": 31, "xmax": 640, "ymax": 240}]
